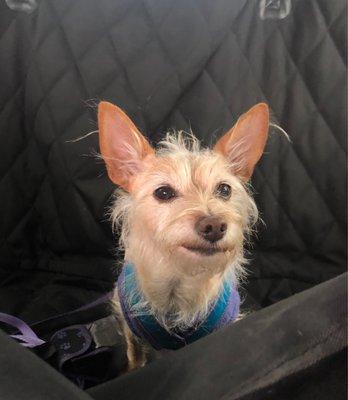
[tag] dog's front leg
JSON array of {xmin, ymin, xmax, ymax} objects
[{"xmin": 123, "ymin": 324, "xmax": 147, "ymax": 371}]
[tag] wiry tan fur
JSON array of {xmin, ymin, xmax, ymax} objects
[
  {"xmin": 98, "ymin": 101, "xmax": 269, "ymax": 371},
  {"xmin": 111, "ymin": 132, "xmax": 258, "ymax": 333}
]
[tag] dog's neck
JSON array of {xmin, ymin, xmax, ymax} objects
[
  {"xmin": 125, "ymin": 249, "xmax": 237, "ymax": 328},
  {"xmin": 117, "ymin": 262, "xmax": 240, "ymax": 349},
  {"xmin": 143, "ymin": 266, "xmax": 223, "ymax": 314}
]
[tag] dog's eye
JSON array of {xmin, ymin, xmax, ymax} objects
[
  {"xmin": 215, "ymin": 183, "xmax": 232, "ymax": 200},
  {"xmin": 153, "ymin": 185, "xmax": 177, "ymax": 201}
]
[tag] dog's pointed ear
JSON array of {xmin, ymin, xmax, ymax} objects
[
  {"xmin": 98, "ymin": 101, "xmax": 154, "ymax": 191},
  {"xmin": 214, "ymin": 103, "xmax": 269, "ymax": 181}
]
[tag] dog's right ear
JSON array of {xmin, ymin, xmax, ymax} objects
[{"xmin": 98, "ymin": 101, "xmax": 154, "ymax": 191}]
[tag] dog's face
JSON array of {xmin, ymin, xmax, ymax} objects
[
  {"xmin": 124, "ymin": 146, "xmax": 257, "ymax": 278},
  {"xmin": 98, "ymin": 102, "xmax": 269, "ymax": 281}
]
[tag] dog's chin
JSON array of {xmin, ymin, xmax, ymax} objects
[{"xmin": 171, "ymin": 245, "xmax": 232, "ymax": 276}]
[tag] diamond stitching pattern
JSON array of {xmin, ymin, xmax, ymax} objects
[{"xmin": 0, "ymin": 0, "xmax": 346, "ymax": 310}]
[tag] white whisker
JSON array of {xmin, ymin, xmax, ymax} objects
[{"xmin": 65, "ymin": 130, "xmax": 98, "ymax": 143}]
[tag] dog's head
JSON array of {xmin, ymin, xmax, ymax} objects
[{"xmin": 98, "ymin": 102, "xmax": 269, "ymax": 282}]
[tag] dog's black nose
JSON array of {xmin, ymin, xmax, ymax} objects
[{"xmin": 195, "ymin": 216, "xmax": 227, "ymax": 243}]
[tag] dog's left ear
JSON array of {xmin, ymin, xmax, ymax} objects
[
  {"xmin": 98, "ymin": 101, "xmax": 154, "ymax": 191},
  {"xmin": 214, "ymin": 103, "xmax": 269, "ymax": 181}
]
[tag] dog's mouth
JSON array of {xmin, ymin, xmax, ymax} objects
[{"xmin": 181, "ymin": 245, "xmax": 227, "ymax": 257}]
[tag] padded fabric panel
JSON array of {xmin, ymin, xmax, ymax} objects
[
  {"xmin": 0, "ymin": 0, "xmax": 346, "ymax": 327},
  {"xmin": 88, "ymin": 273, "xmax": 347, "ymax": 400}
]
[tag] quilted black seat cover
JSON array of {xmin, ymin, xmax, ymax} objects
[{"xmin": 0, "ymin": 0, "xmax": 346, "ymax": 327}]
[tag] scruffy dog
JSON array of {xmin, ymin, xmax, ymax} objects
[{"xmin": 98, "ymin": 101, "xmax": 269, "ymax": 370}]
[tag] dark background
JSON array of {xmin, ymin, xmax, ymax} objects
[{"xmin": 0, "ymin": 0, "xmax": 346, "ymax": 399}]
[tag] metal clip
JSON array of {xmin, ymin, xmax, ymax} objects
[{"xmin": 260, "ymin": 0, "xmax": 292, "ymax": 20}]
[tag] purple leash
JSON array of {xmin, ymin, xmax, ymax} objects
[
  {"xmin": 0, "ymin": 312, "xmax": 45, "ymax": 348},
  {"xmin": 0, "ymin": 292, "xmax": 113, "ymax": 348}
]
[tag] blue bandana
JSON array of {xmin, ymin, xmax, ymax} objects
[{"xmin": 117, "ymin": 263, "xmax": 240, "ymax": 350}]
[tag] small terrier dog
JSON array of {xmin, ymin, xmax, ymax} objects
[{"xmin": 98, "ymin": 101, "xmax": 269, "ymax": 370}]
